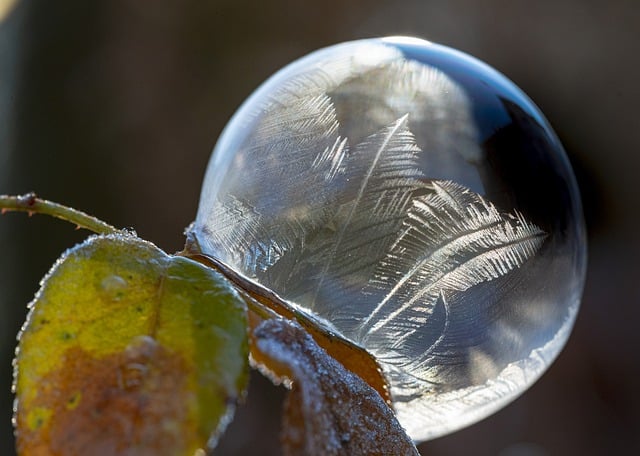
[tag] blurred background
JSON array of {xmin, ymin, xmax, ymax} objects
[{"xmin": 0, "ymin": 0, "xmax": 638, "ymax": 454}]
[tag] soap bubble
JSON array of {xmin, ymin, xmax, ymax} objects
[{"xmin": 189, "ymin": 37, "xmax": 586, "ymax": 442}]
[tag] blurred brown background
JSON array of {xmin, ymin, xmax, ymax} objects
[{"xmin": 1, "ymin": 0, "xmax": 638, "ymax": 455}]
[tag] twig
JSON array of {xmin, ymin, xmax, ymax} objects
[{"xmin": 0, "ymin": 193, "xmax": 118, "ymax": 235}]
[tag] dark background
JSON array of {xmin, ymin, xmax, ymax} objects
[{"xmin": 1, "ymin": 0, "xmax": 638, "ymax": 455}]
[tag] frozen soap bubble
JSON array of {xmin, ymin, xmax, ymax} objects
[{"xmin": 189, "ymin": 37, "xmax": 586, "ymax": 442}]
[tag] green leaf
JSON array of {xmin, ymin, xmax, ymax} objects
[{"xmin": 13, "ymin": 234, "xmax": 249, "ymax": 455}]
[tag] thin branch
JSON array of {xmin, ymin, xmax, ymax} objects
[{"xmin": 0, "ymin": 193, "xmax": 119, "ymax": 235}]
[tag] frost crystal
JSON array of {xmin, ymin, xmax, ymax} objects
[{"xmin": 191, "ymin": 37, "xmax": 586, "ymax": 442}]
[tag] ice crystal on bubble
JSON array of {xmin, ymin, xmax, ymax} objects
[{"xmin": 190, "ymin": 37, "xmax": 586, "ymax": 442}]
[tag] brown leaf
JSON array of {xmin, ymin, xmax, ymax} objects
[
  {"xmin": 253, "ymin": 318, "xmax": 420, "ymax": 456},
  {"xmin": 184, "ymin": 250, "xmax": 392, "ymax": 405},
  {"xmin": 17, "ymin": 338, "xmax": 191, "ymax": 456}
]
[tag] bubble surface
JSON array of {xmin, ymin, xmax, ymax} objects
[{"xmin": 190, "ymin": 37, "xmax": 586, "ymax": 441}]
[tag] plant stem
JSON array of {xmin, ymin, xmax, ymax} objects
[{"xmin": 0, "ymin": 193, "xmax": 119, "ymax": 235}]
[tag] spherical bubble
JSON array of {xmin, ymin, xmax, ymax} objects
[{"xmin": 190, "ymin": 37, "xmax": 586, "ymax": 442}]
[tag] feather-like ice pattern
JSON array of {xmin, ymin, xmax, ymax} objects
[
  {"xmin": 197, "ymin": 45, "xmax": 405, "ymax": 277},
  {"xmin": 199, "ymin": 89, "xmax": 348, "ymax": 276},
  {"xmin": 189, "ymin": 38, "xmax": 584, "ymax": 444},
  {"xmin": 197, "ymin": 51, "xmax": 545, "ymax": 391},
  {"xmin": 357, "ymin": 180, "xmax": 546, "ymax": 374},
  {"xmin": 329, "ymin": 58, "xmax": 484, "ymax": 192},
  {"xmin": 306, "ymin": 115, "xmax": 426, "ymax": 310}
]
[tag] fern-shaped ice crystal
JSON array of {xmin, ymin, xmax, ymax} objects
[{"xmin": 193, "ymin": 58, "xmax": 546, "ymax": 393}]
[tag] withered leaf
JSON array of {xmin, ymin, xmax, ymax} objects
[
  {"xmin": 185, "ymin": 250, "xmax": 392, "ymax": 404},
  {"xmin": 253, "ymin": 318, "xmax": 419, "ymax": 456},
  {"xmin": 13, "ymin": 234, "xmax": 249, "ymax": 456}
]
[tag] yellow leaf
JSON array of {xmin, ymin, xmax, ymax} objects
[{"xmin": 13, "ymin": 234, "xmax": 249, "ymax": 456}]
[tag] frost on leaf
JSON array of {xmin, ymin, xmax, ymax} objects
[{"xmin": 252, "ymin": 318, "xmax": 419, "ymax": 456}]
